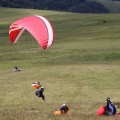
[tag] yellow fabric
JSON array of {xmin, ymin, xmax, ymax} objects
[
  {"xmin": 54, "ymin": 110, "xmax": 70, "ymax": 115},
  {"xmin": 54, "ymin": 110, "xmax": 61, "ymax": 115}
]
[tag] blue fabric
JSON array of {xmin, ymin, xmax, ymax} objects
[{"xmin": 108, "ymin": 102, "xmax": 116, "ymax": 115}]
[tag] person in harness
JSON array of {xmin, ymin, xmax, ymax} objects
[
  {"xmin": 105, "ymin": 97, "xmax": 116, "ymax": 115},
  {"xmin": 96, "ymin": 97, "xmax": 116, "ymax": 116},
  {"xmin": 60, "ymin": 103, "xmax": 69, "ymax": 114},
  {"xmin": 54, "ymin": 103, "xmax": 70, "ymax": 115},
  {"xmin": 36, "ymin": 86, "xmax": 46, "ymax": 102}
]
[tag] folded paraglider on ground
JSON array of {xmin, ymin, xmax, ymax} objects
[{"xmin": 54, "ymin": 103, "xmax": 70, "ymax": 115}]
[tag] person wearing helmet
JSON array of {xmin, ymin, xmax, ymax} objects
[
  {"xmin": 36, "ymin": 86, "xmax": 46, "ymax": 102},
  {"xmin": 96, "ymin": 97, "xmax": 117, "ymax": 116},
  {"xmin": 60, "ymin": 103, "xmax": 69, "ymax": 114},
  {"xmin": 105, "ymin": 97, "xmax": 116, "ymax": 115}
]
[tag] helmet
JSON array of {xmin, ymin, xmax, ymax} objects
[
  {"xmin": 62, "ymin": 103, "xmax": 66, "ymax": 107},
  {"xmin": 106, "ymin": 97, "xmax": 110, "ymax": 101}
]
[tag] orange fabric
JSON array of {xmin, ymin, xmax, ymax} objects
[
  {"xmin": 32, "ymin": 82, "xmax": 41, "ymax": 89},
  {"xmin": 54, "ymin": 110, "xmax": 70, "ymax": 115},
  {"xmin": 54, "ymin": 110, "xmax": 61, "ymax": 115},
  {"xmin": 67, "ymin": 110, "xmax": 70, "ymax": 115},
  {"xmin": 33, "ymin": 84, "xmax": 40, "ymax": 89}
]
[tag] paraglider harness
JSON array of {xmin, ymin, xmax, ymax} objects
[
  {"xmin": 60, "ymin": 105, "xmax": 69, "ymax": 114},
  {"xmin": 36, "ymin": 87, "xmax": 45, "ymax": 101},
  {"xmin": 105, "ymin": 98, "xmax": 116, "ymax": 115}
]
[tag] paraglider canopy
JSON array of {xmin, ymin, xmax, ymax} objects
[{"xmin": 9, "ymin": 15, "xmax": 54, "ymax": 50}]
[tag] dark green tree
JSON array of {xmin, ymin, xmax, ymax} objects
[{"xmin": 68, "ymin": 1, "xmax": 109, "ymax": 13}]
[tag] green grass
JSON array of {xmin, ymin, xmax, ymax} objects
[{"xmin": 0, "ymin": 7, "xmax": 120, "ymax": 120}]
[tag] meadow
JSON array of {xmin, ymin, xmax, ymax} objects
[{"xmin": 0, "ymin": 7, "xmax": 120, "ymax": 120}]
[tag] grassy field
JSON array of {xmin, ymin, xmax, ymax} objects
[{"xmin": 0, "ymin": 7, "xmax": 120, "ymax": 120}]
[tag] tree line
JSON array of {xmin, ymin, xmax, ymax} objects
[{"xmin": 0, "ymin": 0, "xmax": 109, "ymax": 13}]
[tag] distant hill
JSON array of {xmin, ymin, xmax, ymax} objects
[
  {"xmin": 0, "ymin": 0, "xmax": 120, "ymax": 13},
  {"xmin": 0, "ymin": 0, "xmax": 109, "ymax": 13},
  {"xmin": 87, "ymin": 0, "xmax": 120, "ymax": 13}
]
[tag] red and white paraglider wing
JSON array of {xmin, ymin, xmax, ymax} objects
[
  {"xmin": 9, "ymin": 15, "xmax": 54, "ymax": 50},
  {"xmin": 9, "ymin": 24, "xmax": 25, "ymax": 44}
]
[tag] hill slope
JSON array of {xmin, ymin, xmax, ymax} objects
[{"xmin": 0, "ymin": 8, "xmax": 120, "ymax": 120}]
